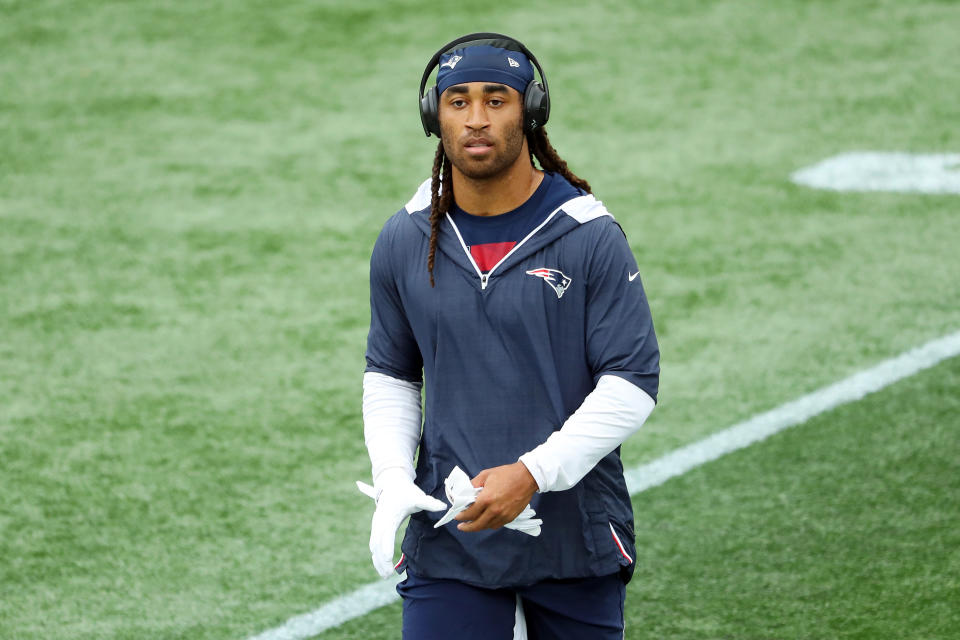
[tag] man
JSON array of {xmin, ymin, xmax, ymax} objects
[{"xmin": 362, "ymin": 33, "xmax": 659, "ymax": 639}]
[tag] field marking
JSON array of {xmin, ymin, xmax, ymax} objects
[
  {"xmin": 249, "ymin": 576, "xmax": 404, "ymax": 640},
  {"xmin": 248, "ymin": 330, "xmax": 960, "ymax": 640},
  {"xmin": 624, "ymin": 330, "xmax": 960, "ymax": 493},
  {"xmin": 791, "ymin": 151, "xmax": 960, "ymax": 194}
]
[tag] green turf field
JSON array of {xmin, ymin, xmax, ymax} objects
[{"xmin": 1, "ymin": 1, "xmax": 958, "ymax": 638}]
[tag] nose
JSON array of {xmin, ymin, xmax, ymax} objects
[{"xmin": 464, "ymin": 101, "xmax": 489, "ymax": 131}]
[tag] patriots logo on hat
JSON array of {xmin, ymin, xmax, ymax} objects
[
  {"xmin": 526, "ymin": 268, "xmax": 572, "ymax": 299},
  {"xmin": 440, "ymin": 55, "xmax": 463, "ymax": 70}
]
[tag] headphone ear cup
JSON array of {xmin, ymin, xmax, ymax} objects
[
  {"xmin": 523, "ymin": 80, "xmax": 550, "ymax": 132},
  {"xmin": 420, "ymin": 86, "xmax": 441, "ymax": 137}
]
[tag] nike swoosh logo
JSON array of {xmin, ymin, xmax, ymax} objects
[{"xmin": 628, "ymin": 271, "xmax": 640, "ymax": 282}]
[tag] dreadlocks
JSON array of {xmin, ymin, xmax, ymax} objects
[
  {"xmin": 426, "ymin": 127, "xmax": 590, "ymax": 287},
  {"xmin": 427, "ymin": 141, "xmax": 454, "ymax": 287},
  {"xmin": 527, "ymin": 127, "xmax": 591, "ymax": 194}
]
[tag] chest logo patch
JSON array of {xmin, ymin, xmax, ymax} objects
[{"xmin": 526, "ymin": 268, "xmax": 572, "ymax": 299}]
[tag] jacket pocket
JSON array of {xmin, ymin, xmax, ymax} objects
[{"xmin": 607, "ymin": 521, "xmax": 633, "ymax": 567}]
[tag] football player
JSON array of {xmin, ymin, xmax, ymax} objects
[{"xmin": 362, "ymin": 32, "xmax": 660, "ymax": 639}]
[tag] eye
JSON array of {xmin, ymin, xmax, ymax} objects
[
  {"xmin": 488, "ymin": 98, "xmax": 504, "ymax": 107},
  {"xmin": 450, "ymin": 98, "xmax": 467, "ymax": 108}
]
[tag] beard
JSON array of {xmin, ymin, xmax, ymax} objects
[{"xmin": 440, "ymin": 117, "xmax": 527, "ymax": 181}]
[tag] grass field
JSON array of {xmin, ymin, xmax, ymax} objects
[{"xmin": 1, "ymin": 1, "xmax": 958, "ymax": 638}]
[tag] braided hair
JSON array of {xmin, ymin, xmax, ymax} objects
[{"xmin": 426, "ymin": 127, "xmax": 590, "ymax": 286}]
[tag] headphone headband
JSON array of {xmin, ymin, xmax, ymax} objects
[{"xmin": 418, "ymin": 32, "xmax": 550, "ymax": 137}]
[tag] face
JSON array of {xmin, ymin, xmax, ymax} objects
[{"xmin": 438, "ymin": 82, "xmax": 527, "ymax": 180}]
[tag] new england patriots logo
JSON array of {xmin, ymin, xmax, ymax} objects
[
  {"xmin": 526, "ymin": 268, "xmax": 572, "ymax": 299},
  {"xmin": 440, "ymin": 55, "xmax": 462, "ymax": 70}
]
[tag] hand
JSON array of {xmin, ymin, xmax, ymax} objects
[
  {"xmin": 455, "ymin": 462, "xmax": 539, "ymax": 533},
  {"xmin": 364, "ymin": 476, "xmax": 446, "ymax": 578}
]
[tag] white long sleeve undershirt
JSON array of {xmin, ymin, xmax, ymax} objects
[
  {"xmin": 362, "ymin": 371, "xmax": 655, "ymax": 494},
  {"xmin": 518, "ymin": 374, "xmax": 655, "ymax": 492},
  {"xmin": 362, "ymin": 372, "xmax": 422, "ymax": 489}
]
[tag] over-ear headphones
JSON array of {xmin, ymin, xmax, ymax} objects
[{"xmin": 418, "ymin": 32, "xmax": 550, "ymax": 138}]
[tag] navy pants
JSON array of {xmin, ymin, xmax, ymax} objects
[{"xmin": 397, "ymin": 571, "xmax": 625, "ymax": 640}]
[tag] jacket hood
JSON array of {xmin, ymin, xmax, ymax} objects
[{"xmin": 401, "ymin": 177, "xmax": 614, "ymax": 281}]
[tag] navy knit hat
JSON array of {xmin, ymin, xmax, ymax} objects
[{"xmin": 436, "ymin": 44, "xmax": 534, "ymax": 96}]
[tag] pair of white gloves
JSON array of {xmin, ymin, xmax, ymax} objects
[
  {"xmin": 357, "ymin": 466, "xmax": 542, "ymax": 578},
  {"xmin": 358, "ymin": 371, "xmax": 656, "ymax": 579}
]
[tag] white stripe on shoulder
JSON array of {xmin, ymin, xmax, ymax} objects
[
  {"xmin": 404, "ymin": 178, "xmax": 435, "ymax": 214},
  {"xmin": 561, "ymin": 194, "xmax": 613, "ymax": 224}
]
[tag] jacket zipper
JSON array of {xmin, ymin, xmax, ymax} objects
[{"xmin": 445, "ymin": 203, "xmax": 566, "ymax": 291}]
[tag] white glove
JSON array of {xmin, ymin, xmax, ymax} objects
[
  {"xmin": 504, "ymin": 506, "xmax": 543, "ymax": 536},
  {"xmin": 357, "ymin": 470, "xmax": 446, "ymax": 578},
  {"xmin": 434, "ymin": 466, "xmax": 543, "ymax": 537}
]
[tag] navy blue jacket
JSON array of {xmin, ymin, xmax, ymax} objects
[{"xmin": 365, "ymin": 174, "xmax": 660, "ymax": 588}]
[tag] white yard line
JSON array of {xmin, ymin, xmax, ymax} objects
[
  {"xmin": 249, "ymin": 576, "xmax": 404, "ymax": 640},
  {"xmin": 626, "ymin": 330, "xmax": 960, "ymax": 493},
  {"xmin": 790, "ymin": 152, "xmax": 960, "ymax": 194},
  {"xmin": 248, "ymin": 330, "xmax": 960, "ymax": 640}
]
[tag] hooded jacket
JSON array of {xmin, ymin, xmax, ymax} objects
[{"xmin": 365, "ymin": 173, "xmax": 660, "ymax": 587}]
